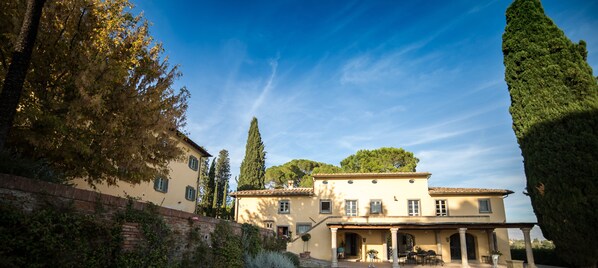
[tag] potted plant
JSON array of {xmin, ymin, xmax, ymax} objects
[
  {"xmin": 491, "ymin": 250, "xmax": 502, "ymax": 268},
  {"xmin": 300, "ymin": 233, "xmax": 311, "ymax": 258},
  {"xmin": 338, "ymin": 240, "xmax": 345, "ymax": 259},
  {"xmin": 367, "ymin": 249, "xmax": 379, "ymax": 268}
]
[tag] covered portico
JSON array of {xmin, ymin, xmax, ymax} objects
[{"xmin": 328, "ymin": 222, "xmax": 536, "ymax": 268}]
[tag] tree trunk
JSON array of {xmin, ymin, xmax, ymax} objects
[{"xmin": 0, "ymin": 0, "xmax": 46, "ymax": 151}]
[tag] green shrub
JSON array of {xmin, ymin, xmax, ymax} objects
[
  {"xmin": 115, "ymin": 201, "xmax": 173, "ymax": 267},
  {"xmin": 283, "ymin": 252, "xmax": 300, "ymax": 267},
  {"xmin": 0, "ymin": 202, "xmax": 119, "ymax": 268},
  {"xmin": 510, "ymin": 248, "xmax": 569, "ymax": 267},
  {"xmin": 262, "ymin": 234, "xmax": 287, "ymax": 251},
  {"xmin": 211, "ymin": 221, "xmax": 243, "ymax": 268},
  {"xmin": 241, "ymin": 223, "xmax": 262, "ymax": 257},
  {"xmin": 180, "ymin": 225, "xmax": 212, "ymax": 268},
  {"xmin": 245, "ymin": 251, "xmax": 295, "ymax": 268}
]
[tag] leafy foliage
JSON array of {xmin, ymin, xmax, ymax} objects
[
  {"xmin": 197, "ymin": 157, "xmax": 212, "ymax": 215},
  {"xmin": 0, "ymin": 202, "xmax": 119, "ymax": 268},
  {"xmin": 0, "ymin": 0, "xmax": 189, "ymax": 186},
  {"xmin": 0, "ymin": 150, "xmax": 66, "ymax": 183},
  {"xmin": 265, "ymin": 159, "xmax": 340, "ymax": 188},
  {"xmin": 265, "ymin": 147, "xmax": 418, "ymax": 187},
  {"xmin": 238, "ymin": 117, "xmax": 266, "ymax": 190},
  {"xmin": 241, "ymin": 223, "xmax": 262, "ymax": 258},
  {"xmin": 211, "ymin": 221, "xmax": 243, "ymax": 268},
  {"xmin": 503, "ymin": 0, "xmax": 598, "ymax": 266},
  {"xmin": 510, "ymin": 248, "xmax": 568, "ymax": 267},
  {"xmin": 244, "ymin": 251, "xmax": 295, "ymax": 268},
  {"xmin": 340, "ymin": 147, "xmax": 418, "ymax": 172},
  {"xmin": 282, "ymin": 252, "xmax": 300, "ymax": 268}
]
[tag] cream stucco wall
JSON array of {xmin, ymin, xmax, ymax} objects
[
  {"xmin": 234, "ymin": 173, "xmax": 513, "ymax": 263},
  {"xmin": 72, "ymin": 138, "xmax": 207, "ymax": 213}
]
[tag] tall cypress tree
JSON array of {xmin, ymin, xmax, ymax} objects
[
  {"xmin": 503, "ymin": 0, "xmax": 598, "ymax": 265},
  {"xmin": 206, "ymin": 158, "xmax": 216, "ymax": 217},
  {"xmin": 197, "ymin": 158, "xmax": 212, "ymax": 215},
  {"xmin": 214, "ymin": 149, "xmax": 230, "ymax": 217},
  {"xmin": 238, "ymin": 117, "xmax": 266, "ymax": 190}
]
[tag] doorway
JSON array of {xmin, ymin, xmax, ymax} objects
[
  {"xmin": 449, "ymin": 233, "xmax": 476, "ymax": 260},
  {"xmin": 344, "ymin": 232, "xmax": 361, "ymax": 257}
]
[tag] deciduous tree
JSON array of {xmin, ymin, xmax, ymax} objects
[
  {"xmin": 0, "ymin": 0, "xmax": 189, "ymax": 185},
  {"xmin": 238, "ymin": 117, "xmax": 266, "ymax": 190},
  {"xmin": 503, "ymin": 0, "xmax": 598, "ymax": 265},
  {"xmin": 0, "ymin": 0, "xmax": 46, "ymax": 151},
  {"xmin": 265, "ymin": 159, "xmax": 341, "ymax": 188}
]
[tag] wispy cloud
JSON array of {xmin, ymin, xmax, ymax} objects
[{"xmin": 249, "ymin": 55, "xmax": 279, "ymax": 117}]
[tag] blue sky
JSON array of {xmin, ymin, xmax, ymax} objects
[{"xmin": 132, "ymin": 0, "xmax": 598, "ymax": 238}]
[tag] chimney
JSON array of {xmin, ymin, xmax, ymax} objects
[{"xmin": 287, "ymin": 180, "xmax": 294, "ymax": 189}]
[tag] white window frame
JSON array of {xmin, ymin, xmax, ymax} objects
[
  {"xmin": 408, "ymin": 199, "xmax": 420, "ymax": 216},
  {"xmin": 479, "ymin": 198, "xmax": 492, "ymax": 213},
  {"xmin": 370, "ymin": 200, "xmax": 382, "ymax": 214},
  {"xmin": 435, "ymin": 199, "xmax": 448, "ymax": 216},
  {"xmin": 345, "ymin": 200, "xmax": 358, "ymax": 216},
  {"xmin": 320, "ymin": 199, "xmax": 332, "ymax": 214},
  {"xmin": 278, "ymin": 200, "xmax": 290, "ymax": 214},
  {"xmin": 296, "ymin": 223, "xmax": 312, "ymax": 234}
]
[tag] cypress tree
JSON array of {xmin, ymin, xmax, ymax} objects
[
  {"xmin": 214, "ymin": 149, "xmax": 231, "ymax": 217},
  {"xmin": 238, "ymin": 117, "xmax": 266, "ymax": 190},
  {"xmin": 503, "ymin": 0, "xmax": 598, "ymax": 265},
  {"xmin": 206, "ymin": 158, "xmax": 216, "ymax": 217},
  {"xmin": 197, "ymin": 158, "xmax": 212, "ymax": 215}
]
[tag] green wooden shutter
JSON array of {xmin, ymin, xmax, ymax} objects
[{"xmin": 164, "ymin": 178, "xmax": 169, "ymax": 192}]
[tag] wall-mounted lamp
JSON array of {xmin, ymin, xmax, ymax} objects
[
  {"xmin": 363, "ymin": 238, "xmax": 367, "ymax": 243},
  {"xmin": 445, "ymin": 237, "xmax": 449, "ymax": 243},
  {"xmin": 394, "ymin": 196, "xmax": 398, "ymax": 201}
]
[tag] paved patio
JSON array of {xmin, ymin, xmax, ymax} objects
[{"xmin": 334, "ymin": 261, "xmax": 502, "ymax": 268}]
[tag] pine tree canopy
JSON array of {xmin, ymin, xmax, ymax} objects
[
  {"xmin": 503, "ymin": 0, "xmax": 598, "ymax": 265},
  {"xmin": 238, "ymin": 117, "xmax": 266, "ymax": 190}
]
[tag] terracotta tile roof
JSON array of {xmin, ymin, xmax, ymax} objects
[
  {"xmin": 428, "ymin": 187, "xmax": 514, "ymax": 195},
  {"xmin": 230, "ymin": 188, "xmax": 313, "ymax": 197}
]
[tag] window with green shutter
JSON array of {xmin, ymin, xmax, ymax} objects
[
  {"xmin": 185, "ymin": 186, "xmax": 196, "ymax": 201},
  {"xmin": 154, "ymin": 177, "xmax": 169, "ymax": 193}
]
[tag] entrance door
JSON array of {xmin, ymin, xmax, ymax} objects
[
  {"xmin": 345, "ymin": 233, "xmax": 359, "ymax": 256},
  {"xmin": 449, "ymin": 233, "xmax": 476, "ymax": 260}
]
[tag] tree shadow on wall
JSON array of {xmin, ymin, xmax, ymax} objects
[{"xmin": 519, "ymin": 109, "xmax": 598, "ymax": 266}]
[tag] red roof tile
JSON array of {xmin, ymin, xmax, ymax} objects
[
  {"xmin": 230, "ymin": 188, "xmax": 313, "ymax": 197},
  {"xmin": 428, "ymin": 187, "xmax": 514, "ymax": 195}
]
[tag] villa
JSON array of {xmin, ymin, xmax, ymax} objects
[
  {"xmin": 73, "ymin": 132, "xmax": 211, "ymax": 213},
  {"xmin": 231, "ymin": 172, "xmax": 536, "ymax": 267}
]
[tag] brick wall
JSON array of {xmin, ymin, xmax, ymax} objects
[{"xmin": 0, "ymin": 173, "xmax": 273, "ymax": 261}]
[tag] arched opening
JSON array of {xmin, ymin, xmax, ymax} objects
[
  {"xmin": 449, "ymin": 233, "xmax": 476, "ymax": 260},
  {"xmin": 386, "ymin": 232, "xmax": 416, "ymax": 259},
  {"xmin": 343, "ymin": 232, "xmax": 363, "ymax": 258}
]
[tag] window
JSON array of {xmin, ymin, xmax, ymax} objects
[
  {"xmin": 277, "ymin": 226, "xmax": 289, "ymax": 238},
  {"xmin": 320, "ymin": 199, "xmax": 332, "ymax": 214},
  {"xmin": 154, "ymin": 177, "xmax": 169, "ymax": 193},
  {"xmin": 408, "ymin": 199, "xmax": 420, "ymax": 216},
  {"xmin": 435, "ymin": 200, "xmax": 448, "ymax": 216},
  {"xmin": 296, "ymin": 223, "xmax": 311, "ymax": 234},
  {"xmin": 185, "ymin": 186, "xmax": 196, "ymax": 201},
  {"xmin": 264, "ymin": 221, "xmax": 273, "ymax": 229},
  {"xmin": 279, "ymin": 200, "xmax": 290, "ymax": 214},
  {"xmin": 345, "ymin": 200, "xmax": 358, "ymax": 216},
  {"xmin": 188, "ymin": 155, "xmax": 199, "ymax": 171},
  {"xmin": 479, "ymin": 199, "xmax": 492, "ymax": 213},
  {"xmin": 370, "ymin": 200, "xmax": 382, "ymax": 214}
]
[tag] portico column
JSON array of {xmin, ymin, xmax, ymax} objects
[
  {"xmin": 331, "ymin": 228, "xmax": 338, "ymax": 268},
  {"xmin": 486, "ymin": 229, "xmax": 496, "ymax": 252},
  {"xmin": 390, "ymin": 227, "xmax": 400, "ymax": 268},
  {"xmin": 521, "ymin": 227, "xmax": 536, "ymax": 268},
  {"xmin": 459, "ymin": 228, "xmax": 469, "ymax": 268}
]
